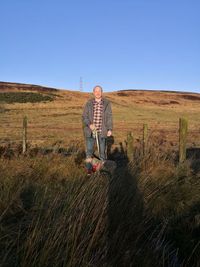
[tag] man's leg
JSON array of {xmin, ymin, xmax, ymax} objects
[{"xmin": 86, "ymin": 137, "xmax": 95, "ymax": 158}]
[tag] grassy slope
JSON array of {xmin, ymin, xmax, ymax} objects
[
  {"xmin": 0, "ymin": 82, "xmax": 200, "ymax": 266},
  {"xmin": 0, "ymin": 82, "xmax": 200, "ymax": 148}
]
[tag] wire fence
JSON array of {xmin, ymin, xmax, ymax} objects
[
  {"xmin": 0, "ymin": 116, "xmax": 199, "ymax": 163},
  {"xmin": 0, "ymin": 117, "xmax": 199, "ymax": 146}
]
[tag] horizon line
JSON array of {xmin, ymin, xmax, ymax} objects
[{"xmin": 0, "ymin": 80, "xmax": 199, "ymax": 95}]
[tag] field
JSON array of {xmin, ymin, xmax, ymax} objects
[
  {"xmin": 0, "ymin": 81, "xmax": 200, "ymax": 266},
  {"xmin": 0, "ymin": 81, "xmax": 200, "ymax": 150}
]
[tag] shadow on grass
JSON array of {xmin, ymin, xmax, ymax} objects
[
  {"xmin": 106, "ymin": 142, "xmax": 153, "ymax": 266},
  {"xmin": 107, "ymin": 161, "xmax": 145, "ymax": 266},
  {"xmin": 106, "ymin": 139, "xmax": 182, "ymax": 267},
  {"xmin": 1, "ymin": 140, "xmax": 200, "ymax": 266}
]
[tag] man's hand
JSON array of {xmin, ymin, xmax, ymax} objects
[
  {"xmin": 89, "ymin": 124, "xmax": 96, "ymax": 131},
  {"xmin": 107, "ymin": 130, "xmax": 112, "ymax": 137}
]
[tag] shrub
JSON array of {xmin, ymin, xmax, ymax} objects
[{"xmin": 0, "ymin": 92, "xmax": 54, "ymax": 103}]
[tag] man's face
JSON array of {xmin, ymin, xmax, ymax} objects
[{"xmin": 93, "ymin": 87, "xmax": 102, "ymax": 99}]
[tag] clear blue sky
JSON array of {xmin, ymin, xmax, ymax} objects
[{"xmin": 0, "ymin": 0, "xmax": 199, "ymax": 93}]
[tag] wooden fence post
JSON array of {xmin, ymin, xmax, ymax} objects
[
  {"xmin": 179, "ymin": 117, "xmax": 188, "ymax": 163},
  {"xmin": 127, "ymin": 131, "xmax": 134, "ymax": 161},
  {"xmin": 22, "ymin": 116, "xmax": 28, "ymax": 154},
  {"xmin": 143, "ymin": 123, "xmax": 148, "ymax": 156},
  {"xmin": 106, "ymin": 135, "xmax": 114, "ymax": 159}
]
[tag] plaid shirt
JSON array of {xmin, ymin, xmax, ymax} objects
[{"xmin": 93, "ymin": 99, "xmax": 103, "ymax": 133}]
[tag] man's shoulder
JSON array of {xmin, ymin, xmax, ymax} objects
[
  {"xmin": 85, "ymin": 98, "xmax": 94, "ymax": 105},
  {"xmin": 102, "ymin": 98, "xmax": 111, "ymax": 105}
]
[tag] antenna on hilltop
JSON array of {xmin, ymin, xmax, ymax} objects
[{"xmin": 80, "ymin": 77, "xmax": 83, "ymax": 92}]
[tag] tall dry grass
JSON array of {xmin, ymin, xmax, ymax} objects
[{"xmin": 0, "ymin": 144, "xmax": 200, "ymax": 266}]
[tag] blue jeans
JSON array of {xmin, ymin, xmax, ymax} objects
[{"xmin": 86, "ymin": 135, "xmax": 107, "ymax": 160}]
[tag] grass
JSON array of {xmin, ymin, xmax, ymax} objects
[
  {"xmin": 0, "ymin": 104, "xmax": 7, "ymax": 113},
  {"xmin": 0, "ymin": 92, "xmax": 54, "ymax": 103},
  {"xmin": 0, "ymin": 88, "xmax": 200, "ymax": 147},
  {"xmin": 0, "ymin": 143, "xmax": 200, "ymax": 267},
  {"xmin": 0, "ymin": 85, "xmax": 200, "ymax": 265}
]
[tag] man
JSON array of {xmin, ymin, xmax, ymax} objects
[{"xmin": 82, "ymin": 85, "xmax": 113, "ymax": 163}]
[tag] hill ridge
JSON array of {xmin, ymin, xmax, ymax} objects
[{"xmin": 0, "ymin": 81, "xmax": 199, "ymax": 95}]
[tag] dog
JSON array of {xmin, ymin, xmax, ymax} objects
[{"xmin": 85, "ymin": 157, "xmax": 116, "ymax": 175}]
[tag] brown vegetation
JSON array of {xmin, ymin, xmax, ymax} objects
[
  {"xmin": 0, "ymin": 82, "xmax": 200, "ymax": 266},
  {"xmin": 0, "ymin": 143, "xmax": 199, "ymax": 266},
  {"xmin": 0, "ymin": 81, "xmax": 200, "ymax": 150}
]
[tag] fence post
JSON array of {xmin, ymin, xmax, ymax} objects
[
  {"xmin": 127, "ymin": 131, "xmax": 134, "ymax": 161},
  {"xmin": 106, "ymin": 135, "xmax": 114, "ymax": 159},
  {"xmin": 143, "ymin": 123, "xmax": 148, "ymax": 156},
  {"xmin": 22, "ymin": 116, "xmax": 28, "ymax": 154},
  {"xmin": 179, "ymin": 117, "xmax": 188, "ymax": 163}
]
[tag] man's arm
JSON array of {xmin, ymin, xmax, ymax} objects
[
  {"xmin": 82, "ymin": 102, "xmax": 95, "ymax": 131},
  {"xmin": 82, "ymin": 102, "xmax": 90, "ymax": 127},
  {"xmin": 106, "ymin": 102, "xmax": 113, "ymax": 136}
]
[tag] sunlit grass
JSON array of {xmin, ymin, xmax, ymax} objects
[{"xmin": 0, "ymin": 89, "xmax": 200, "ymax": 147}]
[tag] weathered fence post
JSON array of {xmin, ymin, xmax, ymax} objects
[
  {"xmin": 22, "ymin": 116, "xmax": 27, "ymax": 154},
  {"xmin": 127, "ymin": 131, "xmax": 134, "ymax": 161},
  {"xmin": 143, "ymin": 123, "xmax": 148, "ymax": 156},
  {"xmin": 179, "ymin": 117, "xmax": 188, "ymax": 163},
  {"xmin": 106, "ymin": 135, "xmax": 114, "ymax": 159}
]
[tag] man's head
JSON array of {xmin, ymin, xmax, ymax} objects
[{"xmin": 93, "ymin": 85, "xmax": 103, "ymax": 100}]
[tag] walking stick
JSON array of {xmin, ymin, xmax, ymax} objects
[{"xmin": 95, "ymin": 129, "xmax": 100, "ymax": 158}]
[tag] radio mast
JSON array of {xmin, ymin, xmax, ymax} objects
[{"xmin": 80, "ymin": 77, "xmax": 83, "ymax": 92}]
